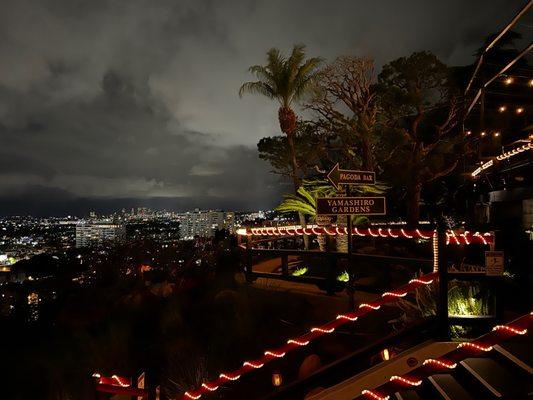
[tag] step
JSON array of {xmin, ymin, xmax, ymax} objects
[
  {"xmin": 493, "ymin": 345, "xmax": 533, "ymax": 376},
  {"xmin": 494, "ymin": 335, "xmax": 533, "ymax": 375},
  {"xmin": 459, "ymin": 357, "xmax": 526, "ymax": 398},
  {"xmin": 427, "ymin": 374, "xmax": 475, "ymax": 400},
  {"xmin": 395, "ymin": 390, "xmax": 422, "ymax": 400}
]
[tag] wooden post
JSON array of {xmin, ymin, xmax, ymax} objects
[
  {"xmin": 245, "ymin": 235, "xmax": 253, "ymax": 283},
  {"xmin": 281, "ymin": 254, "xmax": 289, "ymax": 276},
  {"xmin": 436, "ymin": 227, "xmax": 449, "ymax": 340}
]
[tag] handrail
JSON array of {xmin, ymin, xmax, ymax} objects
[
  {"xmin": 182, "ymin": 272, "xmax": 437, "ymax": 399},
  {"xmin": 355, "ymin": 312, "xmax": 532, "ymax": 400},
  {"xmin": 262, "ymin": 317, "xmax": 438, "ymax": 400}
]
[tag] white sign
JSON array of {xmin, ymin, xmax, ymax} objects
[{"xmin": 485, "ymin": 251, "xmax": 504, "ymax": 276}]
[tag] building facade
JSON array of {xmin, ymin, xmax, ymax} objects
[
  {"xmin": 75, "ymin": 222, "xmax": 125, "ymax": 248},
  {"xmin": 178, "ymin": 210, "xmax": 235, "ymax": 239}
]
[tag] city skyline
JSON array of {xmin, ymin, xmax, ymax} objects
[{"xmin": 0, "ymin": 0, "xmax": 525, "ymax": 215}]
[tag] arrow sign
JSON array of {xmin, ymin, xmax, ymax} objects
[
  {"xmin": 327, "ymin": 163, "xmax": 375, "ymax": 190},
  {"xmin": 317, "ymin": 197, "xmax": 386, "ymax": 216}
]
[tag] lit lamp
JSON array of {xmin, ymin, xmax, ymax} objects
[
  {"xmin": 529, "ymin": 79, "xmax": 533, "ymax": 87},
  {"xmin": 516, "ymin": 107, "xmax": 524, "ymax": 114},
  {"xmin": 498, "ymin": 105, "xmax": 506, "ymax": 113},
  {"xmin": 272, "ymin": 372, "xmax": 283, "ymax": 387},
  {"xmin": 380, "ymin": 348, "xmax": 391, "ymax": 361},
  {"xmin": 480, "ymin": 131, "xmax": 486, "ymax": 137},
  {"xmin": 493, "ymin": 131, "xmax": 500, "ymax": 138},
  {"xmin": 504, "ymin": 77, "xmax": 513, "ymax": 85},
  {"xmin": 465, "ymin": 130, "xmax": 472, "ymax": 136}
]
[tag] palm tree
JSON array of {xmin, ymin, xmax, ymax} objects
[
  {"xmin": 276, "ymin": 181, "xmax": 386, "ymax": 251},
  {"xmin": 240, "ymin": 45, "xmax": 322, "ymax": 247}
]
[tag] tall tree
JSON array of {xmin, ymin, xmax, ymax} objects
[
  {"xmin": 307, "ymin": 56, "xmax": 379, "ymax": 171},
  {"xmin": 378, "ymin": 51, "xmax": 461, "ymax": 224},
  {"xmin": 239, "ymin": 45, "xmax": 322, "ymax": 190},
  {"xmin": 257, "ymin": 121, "xmax": 326, "ymax": 179},
  {"xmin": 240, "ymin": 45, "xmax": 322, "ymax": 246}
]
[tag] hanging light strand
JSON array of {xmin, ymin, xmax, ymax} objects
[{"xmin": 182, "ymin": 272, "xmax": 438, "ymax": 399}]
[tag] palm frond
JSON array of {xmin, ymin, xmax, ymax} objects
[{"xmin": 239, "ymin": 81, "xmax": 275, "ymax": 99}]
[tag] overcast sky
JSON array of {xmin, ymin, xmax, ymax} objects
[{"xmin": 0, "ymin": 0, "xmax": 526, "ymax": 215}]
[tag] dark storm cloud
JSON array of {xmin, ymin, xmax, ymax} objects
[{"xmin": 0, "ymin": 0, "xmax": 525, "ymax": 214}]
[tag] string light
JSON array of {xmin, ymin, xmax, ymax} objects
[
  {"xmin": 400, "ymin": 229, "xmax": 413, "ymax": 238},
  {"xmin": 493, "ymin": 131, "xmax": 500, "ymax": 138},
  {"xmin": 336, "ymin": 314, "xmax": 358, "ymax": 321},
  {"xmin": 359, "ymin": 303, "xmax": 381, "ymax": 310},
  {"xmin": 457, "ymin": 342, "xmax": 493, "ymax": 352},
  {"xmin": 287, "ymin": 339, "xmax": 310, "ymax": 346},
  {"xmin": 433, "ymin": 232, "xmax": 439, "ymax": 272},
  {"xmin": 498, "ymin": 105, "xmax": 507, "ymax": 112},
  {"xmin": 219, "ymin": 373, "xmax": 241, "ymax": 381},
  {"xmin": 389, "ymin": 376, "xmax": 422, "ymax": 386},
  {"xmin": 243, "ymin": 361, "xmax": 264, "ymax": 369},
  {"xmin": 362, "ymin": 389, "xmax": 390, "ymax": 400},
  {"xmin": 496, "ymin": 142, "xmax": 532, "ymax": 161},
  {"xmin": 311, "ymin": 327, "xmax": 335, "ymax": 334},
  {"xmin": 423, "ymin": 359, "xmax": 457, "ymax": 369},
  {"xmin": 264, "ymin": 350, "xmax": 286, "ymax": 358},
  {"xmin": 354, "ymin": 316, "xmax": 531, "ymax": 400},
  {"xmin": 516, "ymin": 107, "xmax": 524, "ymax": 114},
  {"xmin": 201, "ymin": 383, "xmax": 218, "ymax": 392},
  {"xmin": 409, "ymin": 278, "xmax": 434, "ymax": 284},
  {"xmin": 480, "ymin": 131, "xmax": 487, "ymax": 137},
  {"xmin": 382, "ymin": 291, "xmax": 407, "ymax": 298},
  {"xmin": 179, "ymin": 273, "xmax": 437, "ymax": 399},
  {"xmin": 241, "ymin": 226, "xmax": 492, "ymax": 245},
  {"xmin": 492, "ymin": 325, "xmax": 527, "ymax": 335},
  {"xmin": 465, "ymin": 130, "xmax": 472, "ymax": 136}
]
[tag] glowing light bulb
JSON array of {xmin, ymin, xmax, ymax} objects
[
  {"xmin": 493, "ymin": 132, "xmax": 500, "ymax": 138},
  {"xmin": 498, "ymin": 106, "xmax": 506, "ymax": 113},
  {"xmin": 465, "ymin": 130, "xmax": 472, "ymax": 136},
  {"xmin": 504, "ymin": 77, "xmax": 513, "ymax": 85},
  {"xmin": 516, "ymin": 107, "xmax": 524, "ymax": 114},
  {"xmin": 480, "ymin": 131, "xmax": 486, "ymax": 137},
  {"xmin": 529, "ymin": 79, "xmax": 533, "ymax": 87}
]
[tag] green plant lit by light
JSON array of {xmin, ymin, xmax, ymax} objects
[
  {"xmin": 448, "ymin": 283, "xmax": 489, "ymax": 317},
  {"xmin": 337, "ymin": 270, "xmax": 349, "ymax": 282},
  {"xmin": 292, "ymin": 267, "xmax": 308, "ymax": 276}
]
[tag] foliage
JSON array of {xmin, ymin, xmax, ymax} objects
[
  {"xmin": 377, "ymin": 51, "xmax": 462, "ymax": 223},
  {"xmin": 337, "ymin": 270, "xmax": 349, "ymax": 282},
  {"xmin": 307, "ymin": 56, "xmax": 380, "ymax": 170},
  {"xmin": 275, "ymin": 180, "xmax": 388, "ymax": 223},
  {"xmin": 257, "ymin": 121, "xmax": 327, "ymax": 178},
  {"xmin": 239, "ymin": 44, "xmax": 323, "ymax": 109},
  {"xmin": 448, "ymin": 282, "xmax": 490, "ymax": 317},
  {"xmin": 292, "ymin": 267, "xmax": 308, "ymax": 277}
]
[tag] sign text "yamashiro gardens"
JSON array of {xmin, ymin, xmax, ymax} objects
[{"xmin": 316, "ymin": 197, "xmax": 386, "ymax": 216}]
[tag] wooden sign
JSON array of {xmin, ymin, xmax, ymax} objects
[
  {"xmin": 317, "ymin": 197, "xmax": 386, "ymax": 216},
  {"xmin": 327, "ymin": 163, "xmax": 375, "ymax": 190}
]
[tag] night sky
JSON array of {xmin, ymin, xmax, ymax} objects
[{"xmin": 0, "ymin": 0, "xmax": 525, "ymax": 215}]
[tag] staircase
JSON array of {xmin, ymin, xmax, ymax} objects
[{"xmin": 395, "ymin": 334, "xmax": 532, "ymax": 400}]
